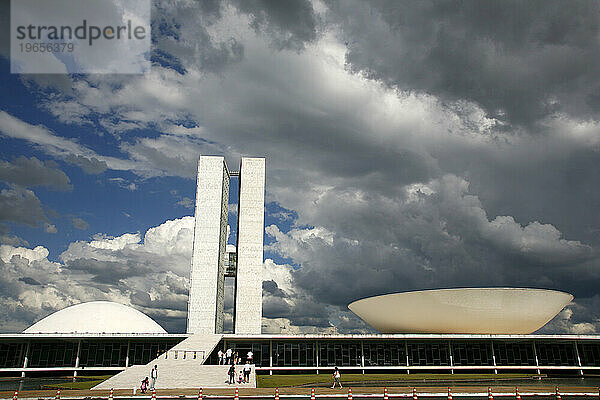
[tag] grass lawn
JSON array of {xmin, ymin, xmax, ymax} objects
[
  {"xmin": 258, "ymin": 373, "xmax": 538, "ymax": 388},
  {"xmin": 41, "ymin": 376, "xmax": 113, "ymax": 390}
]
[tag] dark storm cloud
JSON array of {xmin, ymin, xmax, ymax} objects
[
  {"xmin": 0, "ymin": 232, "xmax": 29, "ymax": 247},
  {"xmin": 456, "ymin": 145, "xmax": 600, "ymax": 247},
  {"xmin": 230, "ymin": 0, "xmax": 319, "ymax": 49},
  {"xmin": 326, "ymin": 0, "xmax": 600, "ymax": 126},
  {"xmin": 130, "ymin": 290, "xmax": 187, "ymax": 311},
  {"xmin": 153, "ymin": 0, "xmax": 244, "ymax": 74},
  {"xmin": 65, "ymin": 258, "xmax": 153, "ymax": 284},
  {"xmin": 18, "ymin": 277, "xmax": 42, "ymax": 286},
  {"xmin": 262, "ymin": 279, "xmax": 287, "ymax": 297},
  {"xmin": 286, "ymin": 298, "xmax": 331, "ymax": 327},
  {"xmin": 262, "ymin": 296, "xmax": 290, "ymax": 317},
  {"xmin": 0, "ymin": 156, "xmax": 72, "ymax": 190},
  {"xmin": 0, "ymin": 186, "xmax": 48, "ymax": 227},
  {"xmin": 267, "ymin": 174, "xmax": 600, "ymax": 324}
]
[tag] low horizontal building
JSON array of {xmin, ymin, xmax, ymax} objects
[{"xmin": 2, "ymin": 332, "xmax": 600, "ymax": 378}]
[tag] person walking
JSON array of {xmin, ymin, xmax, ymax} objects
[
  {"xmin": 218, "ymin": 349, "xmax": 224, "ymax": 365},
  {"xmin": 331, "ymin": 366, "xmax": 342, "ymax": 389},
  {"xmin": 243, "ymin": 361, "xmax": 251, "ymax": 383},
  {"xmin": 247, "ymin": 350, "xmax": 253, "ymax": 363},
  {"xmin": 150, "ymin": 365, "xmax": 158, "ymax": 390}
]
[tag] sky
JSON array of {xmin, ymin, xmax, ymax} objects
[{"xmin": 0, "ymin": 0, "xmax": 600, "ymax": 334}]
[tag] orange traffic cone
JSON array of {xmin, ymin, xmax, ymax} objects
[
  {"xmin": 152, "ymin": 389, "xmax": 156, "ymax": 400},
  {"xmin": 109, "ymin": 388, "xmax": 114, "ymax": 400},
  {"xmin": 348, "ymin": 388, "xmax": 353, "ymax": 400},
  {"xmin": 234, "ymin": 388, "xmax": 239, "ymax": 400},
  {"xmin": 55, "ymin": 389, "xmax": 61, "ymax": 400},
  {"xmin": 198, "ymin": 388, "xmax": 203, "ymax": 400},
  {"xmin": 488, "ymin": 387, "xmax": 493, "ymax": 400},
  {"xmin": 515, "ymin": 387, "xmax": 521, "ymax": 400},
  {"xmin": 555, "ymin": 386, "xmax": 561, "ymax": 400},
  {"xmin": 448, "ymin": 387, "xmax": 452, "ymax": 400},
  {"xmin": 12, "ymin": 390, "xmax": 17, "ymax": 400},
  {"xmin": 383, "ymin": 387, "xmax": 388, "ymax": 400},
  {"xmin": 311, "ymin": 388, "xmax": 316, "ymax": 400},
  {"xmin": 275, "ymin": 388, "xmax": 279, "ymax": 400},
  {"xmin": 413, "ymin": 388, "xmax": 418, "ymax": 400}
]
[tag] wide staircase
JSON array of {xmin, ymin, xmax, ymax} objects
[{"xmin": 93, "ymin": 334, "xmax": 256, "ymax": 389}]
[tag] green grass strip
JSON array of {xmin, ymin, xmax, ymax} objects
[
  {"xmin": 258, "ymin": 373, "xmax": 538, "ymax": 388},
  {"xmin": 41, "ymin": 376, "xmax": 112, "ymax": 390}
]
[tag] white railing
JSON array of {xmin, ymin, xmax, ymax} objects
[{"xmin": 163, "ymin": 350, "xmax": 206, "ymax": 361}]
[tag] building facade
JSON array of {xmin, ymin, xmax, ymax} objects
[
  {"xmin": 187, "ymin": 156, "xmax": 230, "ymax": 335},
  {"xmin": 187, "ymin": 156, "xmax": 265, "ymax": 335},
  {"xmin": 3, "ymin": 334, "xmax": 600, "ymax": 378},
  {"xmin": 234, "ymin": 158, "xmax": 266, "ymax": 334},
  {"xmin": 205, "ymin": 334, "xmax": 600, "ymax": 376}
]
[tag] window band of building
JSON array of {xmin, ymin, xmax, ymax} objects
[{"xmin": 2, "ymin": 335, "xmax": 600, "ymax": 377}]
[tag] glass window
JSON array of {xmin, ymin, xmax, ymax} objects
[
  {"xmin": 128, "ymin": 339, "xmax": 180, "ymax": 366},
  {"xmin": 28, "ymin": 341, "xmax": 78, "ymax": 367},
  {"xmin": 271, "ymin": 341, "xmax": 316, "ymax": 367},
  {"xmin": 80, "ymin": 341, "xmax": 128, "ymax": 367},
  {"xmin": 318, "ymin": 341, "xmax": 361, "ymax": 367},
  {"xmin": 577, "ymin": 343, "xmax": 600, "ymax": 366},
  {"xmin": 363, "ymin": 341, "xmax": 406, "ymax": 366},
  {"xmin": 493, "ymin": 342, "xmax": 536, "ymax": 366},
  {"xmin": 452, "ymin": 342, "xmax": 493, "ymax": 366},
  {"xmin": 536, "ymin": 342, "xmax": 577, "ymax": 366},
  {"xmin": 408, "ymin": 342, "xmax": 450, "ymax": 366},
  {"xmin": 0, "ymin": 343, "xmax": 26, "ymax": 368}
]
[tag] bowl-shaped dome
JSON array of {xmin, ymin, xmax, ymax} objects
[
  {"xmin": 348, "ymin": 288, "xmax": 573, "ymax": 334},
  {"xmin": 23, "ymin": 301, "xmax": 167, "ymax": 334}
]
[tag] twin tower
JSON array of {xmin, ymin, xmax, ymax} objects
[{"xmin": 186, "ymin": 156, "xmax": 265, "ymax": 335}]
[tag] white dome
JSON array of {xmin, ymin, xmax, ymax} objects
[
  {"xmin": 348, "ymin": 288, "xmax": 573, "ymax": 334},
  {"xmin": 23, "ymin": 301, "xmax": 167, "ymax": 334}
]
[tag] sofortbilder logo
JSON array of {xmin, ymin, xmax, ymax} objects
[{"xmin": 11, "ymin": 0, "xmax": 151, "ymax": 74}]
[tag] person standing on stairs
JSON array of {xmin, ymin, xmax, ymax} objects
[
  {"xmin": 228, "ymin": 363, "xmax": 235, "ymax": 384},
  {"xmin": 243, "ymin": 361, "xmax": 251, "ymax": 383},
  {"xmin": 226, "ymin": 348, "xmax": 232, "ymax": 364},
  {"xmin": 150, "ymin": 365, "xmax": 158, "ymax": 390}
]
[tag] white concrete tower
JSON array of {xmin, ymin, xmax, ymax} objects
[
  {"xmin": 187, "ymin": 156, "xmax": 230, "ymax": 334},
  {"xmin": 234, "ymin": 157, "xmax": 265, "ymax": 334}
]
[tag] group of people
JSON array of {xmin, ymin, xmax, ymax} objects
[
  {"xmin": 134, "ymin": 354, "xmax": 340, "ymax": 389},
  {"xmin": 227, "ymin": 361, "xmax": 252, "ymax": 384},
  {"xmin": 217, "ymin": 348, "xmax": 253, "ymax": 365},
  {"xmin": 218, "ymin": 349, "xmax": 254, "ymax": 384},
  {"xmin": 140, "ymin": 365, "xmax": 158, "ymax": 393}
]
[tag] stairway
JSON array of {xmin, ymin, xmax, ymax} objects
[
  {"xmin": 92, "ymin": 334, "xmax": 255, "ymax": 389},
  {"xmin": 94, "ymin": 364, "xmax": 256, "ymax": 389}
]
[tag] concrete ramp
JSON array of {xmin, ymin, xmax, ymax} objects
[
  {"xmin": 94, "ymin": 334, "xmax": 242, "ymax": 389},
  {"xmin": 94, "ymin": 364, "xmax": 255, "ymax": 389}
]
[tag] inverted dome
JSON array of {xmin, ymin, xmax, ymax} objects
[
  {"xmin": 348, "ymin": 288, "xmax": 573, "ymax": 334},
  {"xmin": 23, "ymin": 301, "xmax": 167, "ymax": 334}
]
